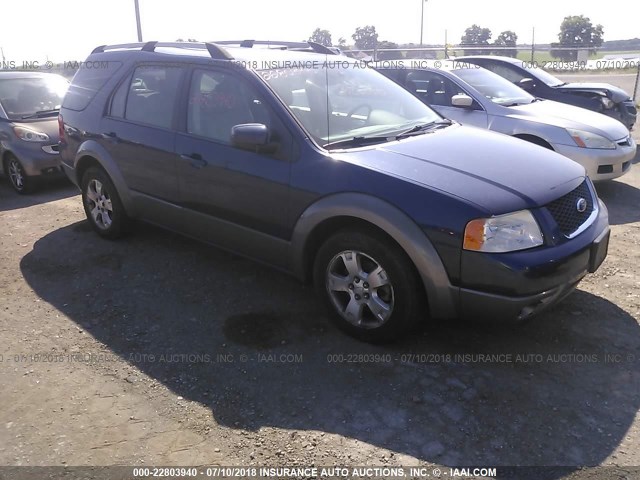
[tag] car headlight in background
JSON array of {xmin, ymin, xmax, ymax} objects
[
  {"xmin": 13, "ymin": 126, "xmax": 50, "ymax": 142},
  {"xmin": 601, "ymin": 97, "xmax": 615, "ymax": 109},
  {"xmin": 463, "ymin": 210, "xmax": 544, "ymax": 253},
  {"xmin": 566, "ymin": 128, "xmax": 615, "ymax": 150}
]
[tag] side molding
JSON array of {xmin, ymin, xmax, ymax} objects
[{"xmin": 290, "ymin": 193, "xmax": 458, "ymax": 319}]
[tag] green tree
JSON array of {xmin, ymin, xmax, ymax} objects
[
  {"xmin": 337, "ymin": 37, "xmax": 347, "ymax": 48},
  {"xmin": 309, "ymin": 28, "xmax": 333, "ymax": 47},
  {"xmin": 493, "ymin": 30, "xmax": 518, "ymax": 57},
  {"xmin": 377, "ymin": 41, "xmax": 403, "ymax": 60},
  {"xmin": 352, "ymin": 25, "xmax": 378, "ymax": 50},
  {"xmin": 551, "ymin": 15, "xmax": 604, "ymax": 61},
  {"xmin": 460, "ymin": 24, "xmax": 492, "ymax": 55}
]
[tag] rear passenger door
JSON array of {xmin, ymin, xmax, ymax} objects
[
  {"xmin": 175, "ymin": 68, "xmax": 294, "ymax": 254},
  {"xmin": 101, "ymin": 64, "xmax": 184, "ymax": 223}
]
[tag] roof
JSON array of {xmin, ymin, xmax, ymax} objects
[
  {"xmin": 455, "ymin": 55, "xmax": 520, "ymax": 64},
  {"xmin": 88, "ymin": 40, "xmax": 337, "ymax": 68},
  {"xmin": 0, "ymin": 71, "xmax": 64, "ymax": 79}
]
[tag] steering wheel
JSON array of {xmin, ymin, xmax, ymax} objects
[{"xmin": 347, "ymin": 104, "xmax": 372, "ymax": 121}]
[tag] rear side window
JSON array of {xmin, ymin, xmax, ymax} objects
[
  {"xmin": 124, "ymin": 65, "xmax": 182, "ymax": 129},
  {"xmin": 62, "ymin": 60, "xmax": 122, "ymax": 111}
]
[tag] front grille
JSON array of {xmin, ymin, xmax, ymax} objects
[{"xmin": 545, "ymin": 180, "xmax": 595, "ymax": 237}]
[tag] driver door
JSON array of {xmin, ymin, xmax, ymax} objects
[{"xmin": 405, "ymin": 70, "xmax": 488, "ymax": 128}]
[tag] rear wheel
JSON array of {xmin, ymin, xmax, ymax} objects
[
  {"xmin": 81, "ymin": 167, "xmax": 129, "ymax": 239},
  {"xmin": 313, "ymin": 228, "xmax": 426, "ymax": 342},
  {"xmin": 5, "ymin": 155, "xmax": 37, "ymax": 194}
]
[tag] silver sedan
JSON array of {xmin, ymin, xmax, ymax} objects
[{"xmin": 376, "ymin": 60, "xmax": 636, "ymax": 181}]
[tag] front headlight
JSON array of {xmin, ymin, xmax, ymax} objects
[
  {"xmin": 463, "ymin": 210, "xmax": 544, "ymax": 253},
  {"xmin": 566, "ymin": 128, "xmax": 615, "ymax": 150},
  {"xmin": 601, "ymin": 97, "xmax": 615, "ymax": 109},
  {"xmin": 13, "ymin": 126, "xmax": 50, "ymax": 142}
]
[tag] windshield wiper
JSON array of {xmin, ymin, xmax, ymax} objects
[
  {"xmin": 395, "ymin": 119, "xmax": 452, "ymax": 139},
  {"xmin": 323, "ymin": 135, "xmax": 392, "ymax": 150},
  {"xmin": 323, "ymin": 119, "xmax": 453, "ymax": 150},
  {"xmin": 21, "ymin": 109, "xmax": 59, "ymax": 119}
]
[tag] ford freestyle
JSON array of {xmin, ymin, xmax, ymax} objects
[{"xmin": 59, "ymin": 41, "xmax": 610, "ymax": 342}]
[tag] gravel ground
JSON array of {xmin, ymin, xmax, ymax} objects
[{"xmin": 0, "ymin": 111, "xmax": 639, "ymax": 479}]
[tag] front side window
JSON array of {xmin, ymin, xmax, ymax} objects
[
  {"xmin": 187, "ymin": 69, "xmax": 269, "ymax": 143},
  {"xmin": 483, "ymin": 63, "xmax": 526, "ymax": 84},
  {"xmin": 258, "ymin": 61, "xmax": 441, "ymax": 147},
  {"xmin": 0, "ymin": 75, "xmax": 69, "ymax": 120},
  {"xmin": 404, "ymin": 70, "xmax": 466, "ymax": 107},
  {"xmin": 124, "ymin": 65, "xmax": 182, "ymax": 129},
  {"xmin": 453, "ymin": 67, "xmax": 535, "ymax": 106}
]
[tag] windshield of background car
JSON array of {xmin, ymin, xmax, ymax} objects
[
  {"xmin": 0, "ymin": 76, "xmax": 69, "ymax": 120},
  {"xmin": 453, "ymin": 67, "xmax": 535, "ymax": 106},
  {"xmin": 521, "ymin": 64, "xmax": 564, "ymax": 87},
  {"xmin": 258, "ymin": 61, "xmax": 442, "ymax": 147}
]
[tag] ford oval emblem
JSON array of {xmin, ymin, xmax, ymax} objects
[{"xmin": 576, "ymin": 198, "xmax": 588, "ymax": 213}]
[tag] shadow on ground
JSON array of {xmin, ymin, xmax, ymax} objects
[
  {"xmin": 0, "ymin": 177, "xmax": 77, "ymax": 212},
  {"xmin": 594, "ymin": 179, "xmax": 640, "ymax": 225},
  {"xmin": 20, "ymin": 221, "xmax": 640, "ymax": 474}
]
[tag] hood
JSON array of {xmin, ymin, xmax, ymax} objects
[
  {"xmin": 555, "ymin": 82, "xmax": 631, "ymax": 103},
  {"xmin": 336, "ymin": 124, "xmax": 585, "ymax": 214},
  {"xmin": 506, "ymin": 99, "xmax": 630, "ymax": 141},
  {"xmin": 13, "ymin": 117, "xmax": 60, "ymax": 144}
]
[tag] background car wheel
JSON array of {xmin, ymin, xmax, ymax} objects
[
  {"xmin": 313, "ymin": 228, "xmax": 427, "ymax": 343},
  {"xmin": 81, "ymin": 167, "xmax": 129, "ymax": 239},
  {"xmin": 4, "ymin": 155, "xmax": 37, "ymax": 194}
]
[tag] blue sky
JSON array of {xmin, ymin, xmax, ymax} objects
[{"xmin": 1, "ymin": 0, "xmax": 636, "ymax": 62}]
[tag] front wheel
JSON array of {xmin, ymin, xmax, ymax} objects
[
  {"xmin": 81, "ymin": 167, "xmax": 129, "ymax": 239},
  {"xmin": 313, "ymin": 229, "xmax": 426, "ymax": 343},
  {"xmin": 5, "ymin": 155, "xmax": 37, "ymax": 194}
]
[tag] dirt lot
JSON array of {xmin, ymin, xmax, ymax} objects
[{"xmin": 1, "ymin": 113, "xmax": 639, "ymax": 478}]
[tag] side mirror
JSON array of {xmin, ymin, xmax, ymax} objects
[
  {"xmin": 518, "ymin": 78, "xmax": 535, "ymax": 91},
  {"xmin": 451, "ymin": 94, "xmax": 474, "ymax": 108},
  {"xmin": 231, "ymin": 123, "xmax": 279, "ymax": 154},
  {"xmin": 231, "ymin": 123, "xmax": 268, "ymax": 147}
]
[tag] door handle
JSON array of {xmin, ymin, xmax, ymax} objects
[
  {"xmin": 180, "ymin": 153, "xmax": 207, "ymax": 169},
  {"xmin": 101, "ymin": 132, "xmax": 121, "ymax": 143}
]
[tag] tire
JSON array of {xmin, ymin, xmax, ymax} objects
[
  {"xmin": 81, "ymin": 167, "xmax": 129, "ymax": 239},
  {"xmin": 4, "ymin": 155, "xmax": 37, "ymax": 194},
  {"xmin": 313, "ymin": 228, "xmax": 427, "ymax": 343}
]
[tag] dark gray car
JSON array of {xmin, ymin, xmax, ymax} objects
[{"xmin": 0, "ymin": 71, "xmax": 68, "ymax": 193}]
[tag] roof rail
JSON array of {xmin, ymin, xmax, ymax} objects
[
  {"xmin": 90, "ymin": 41, "xmax": 233, "ymax": 60},
  {"xmin": 212, "ymin": 40, "xmax": 336, "ymax": 55}
]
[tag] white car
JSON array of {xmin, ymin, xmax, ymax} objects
[{"xmin": 376, "ymin": 60, "xmax": 636, "ymax": 181}]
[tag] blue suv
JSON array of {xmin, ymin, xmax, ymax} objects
[{"xmin": 59, "ymin": 41, "xmax": 610, "ymax": 342}]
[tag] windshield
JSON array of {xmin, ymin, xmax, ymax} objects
[
  {"xmin": 453, "ymin": 68, "xmax": 535, "ymax": 106},
  {"xmin": 258, "ymin": 61, "xmax": 442, "ymax": 147},
  {"xmin": 521, "ymin": 65, "xmax": 564, "ymax": 87},
  {"xmin": 0, "ymin": 75, "xmax": 69, "ymax": 120}
]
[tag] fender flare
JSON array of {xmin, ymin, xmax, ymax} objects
[
  {"xmin": 74, "ymin": 140, "xmax": 136, "ymax": 216},
  {"xmin": 290, "ymin": 193, "xmax": 457, "ymax": 319}
]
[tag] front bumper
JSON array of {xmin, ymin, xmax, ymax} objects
[
  {"xmin": 457, "ymin": 200, "xmax": 610, "ymax": 322},
  {"xmin": 554, "ymin": 138, "xmax": 636, "ymax": 181},
  {"xmin": 1, "ymin": 143, "xmax": 62, "ymax": 177}
]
